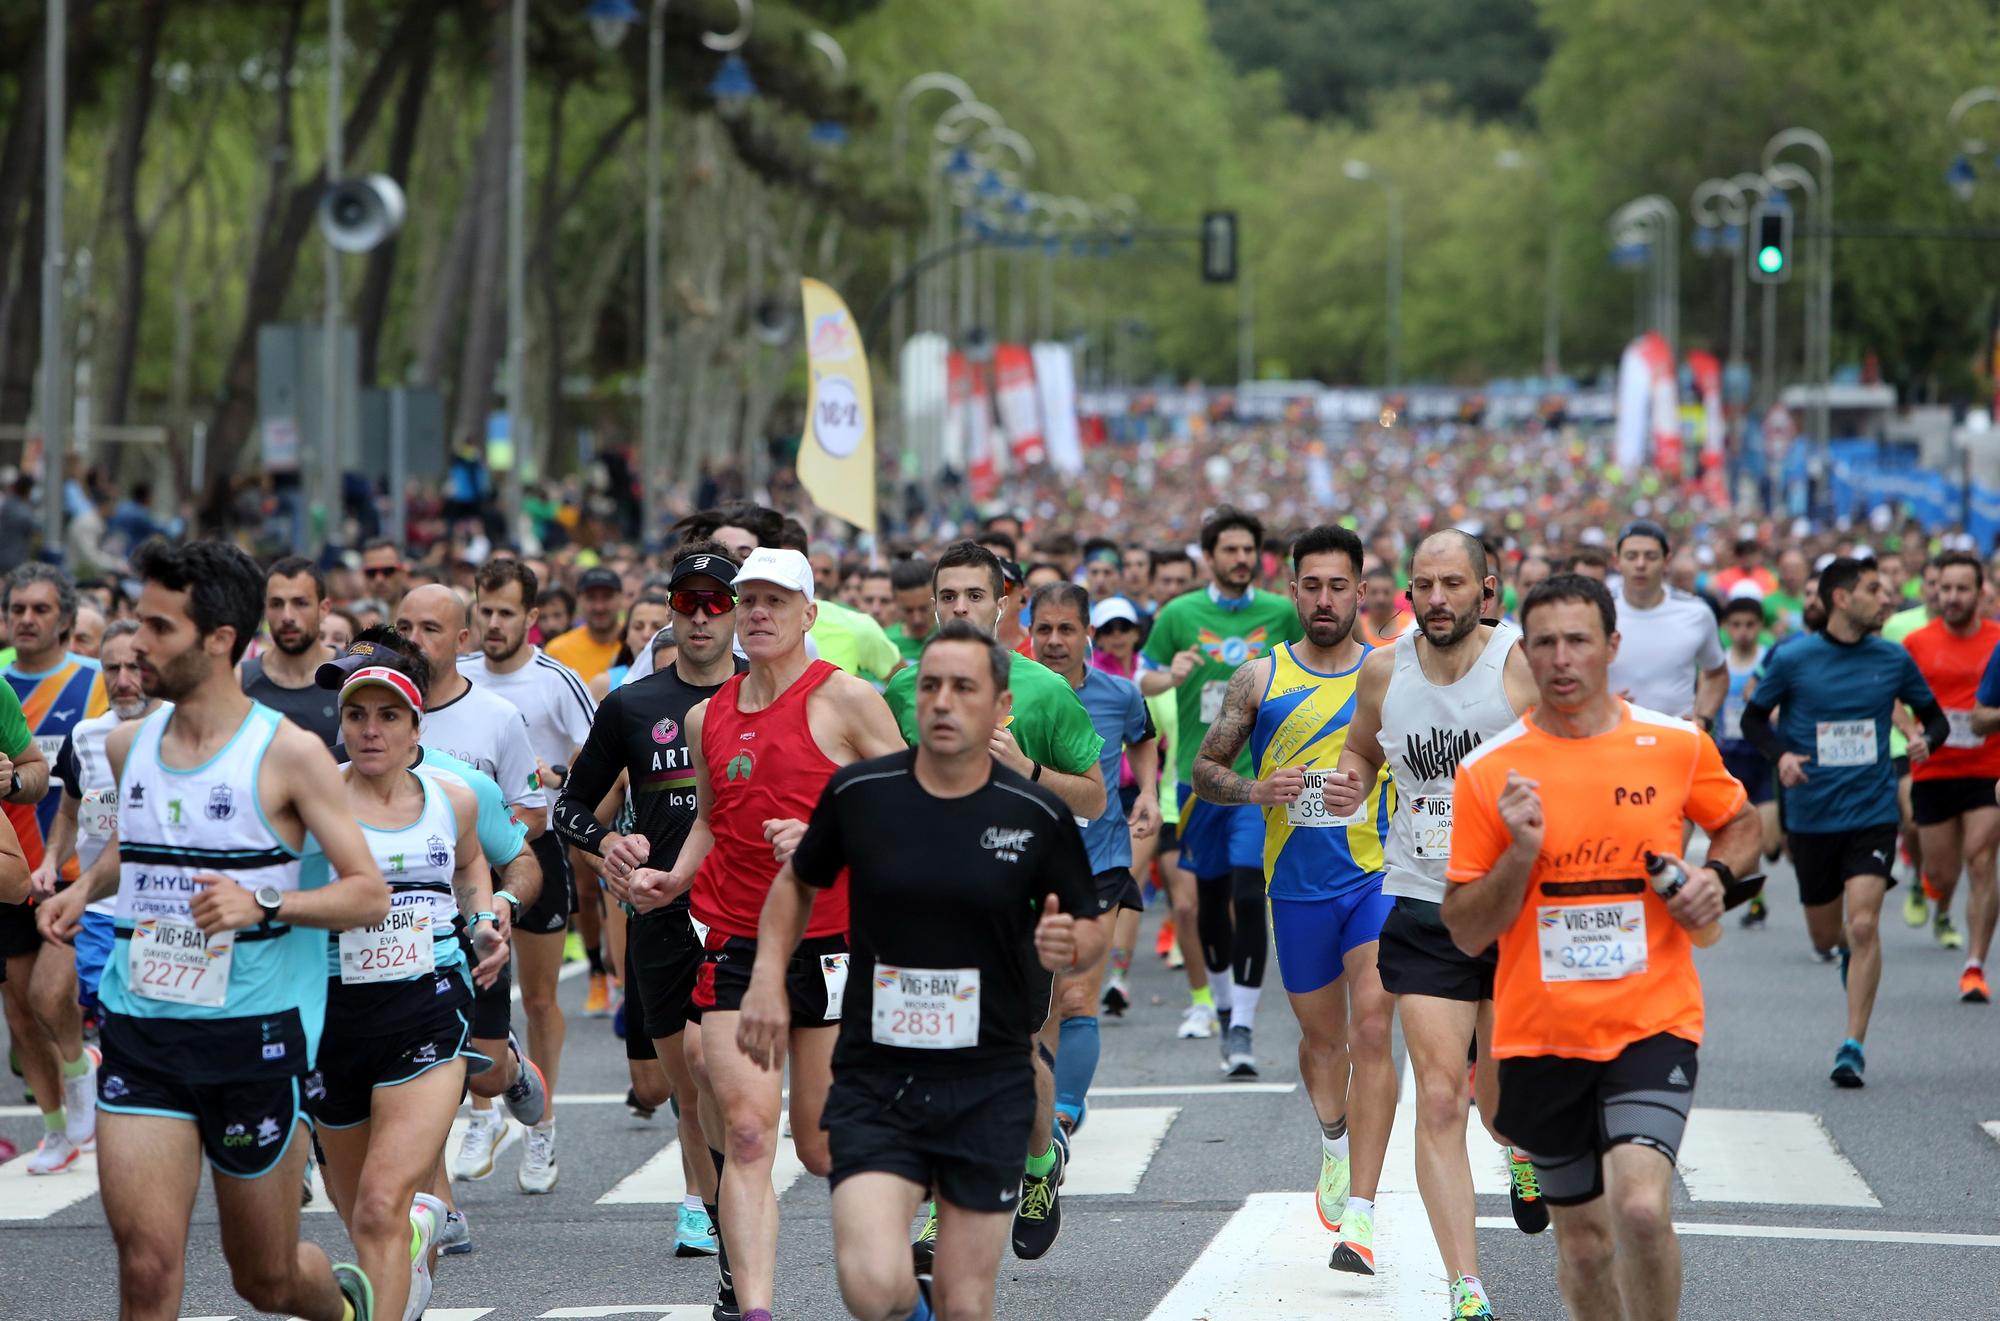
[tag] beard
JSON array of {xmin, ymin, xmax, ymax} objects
[
  {"xmin": 485, "ymin": 630, "xmax": 527, "ymax": 664},
  {"xmin": 145, "ymin": 647, "xmax": 210, "ymax": 701},
  {"xmin": 1421, "ymin": 603, "xmax": 1483, "ymax": 649},
  {"xmin": 1303, "ymin": 611, "xmax": 1356, "ymax": 648},
  {"xmin": 271, "ymin": 626, "xmax": 319, "ymax": 657}
]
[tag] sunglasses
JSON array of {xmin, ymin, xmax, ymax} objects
[
  {"xmin": 670, "ymin": 588, "xmax": 736, "ymax": 618},
  {"xmin": 363, "ymin": 566, "xmax": 400, "ymax": 579}
]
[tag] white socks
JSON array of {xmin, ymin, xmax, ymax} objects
[{"xmin": 1229, "ymin": 982, "xmax": 1260, "ymax": 1029}]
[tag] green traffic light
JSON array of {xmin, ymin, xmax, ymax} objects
[{"xmin": 1757, "ymin": 246, "xmax": 1784, "ymax": 274}]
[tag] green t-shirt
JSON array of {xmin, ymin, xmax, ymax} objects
[
  {"xmin": 1141, "ymin": 588, "xmax": 1304, "ymax": 783},
  {"xmin": 1765, "ymin": 590, "xmax": 1805, "ymax": 636},
  {"xmin": 1147, "ymin": 689, "xmax": 1180, "ymax": 825},
  {"xmin": 0, "ymin": 681, "xmax": 28, "ymax": 758},
  {"xmin": 884, "ymin": 650, "xmax": 1103, "ymax": 774},
  {"xmin": 886, "ymin": 623, "xmax": 930, "ymax": 665},
  {"xmin": 1882, "ymin": 605, "xmax": 1931, "ymax": 758},
  {"xmin": 811, "ymin": 600, "xmax": 903, "ymax": 685}
]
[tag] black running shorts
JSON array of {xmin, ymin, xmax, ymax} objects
[
  {"xmin": 1494, "ymin": 1032, "xmax": 1698, "ymax": 1207},
  {"xmin": 823, "ymin": 1064, "xmax": 1036, "ymax": 1213},
  {"xmin": 1092, "ymin": 867, "xmax": 1145, "ymax": 916},
  {"xmin": 626, "ymin": 906, "xmax": 704, "ymax": 1056},
  {"xmin": 306, "ymin": 973, "xmax": 474, "ymax": 1128},
  {"xmin": 97, "ymin": 1012, "xmax": 311, "ymax": 1180},
  {"xmin": 692, "ymin": 930, "xmax": 847, "ymax": 1027},
  {"xmin": 1911, "ymin": 776, "xmax": 2000, "ymax": 828},
  {"xmin": 515, "ymin": 832, "xmax": 577, "ymax": 936},
  {"xmin": 1787, "ymin": 823, "xmax": 1900, "ymax": 907},
  {"xmin": 1377, "ymin": 896, "xmax": 1496, "ymax": 1003}
]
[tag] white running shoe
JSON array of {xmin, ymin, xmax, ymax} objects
[
  {"xmin": 62, "ymin": 1049, "xmax": 99, "ymax": 1150},
  {"xmin": 451, "ymin": 1110, "xmax": 516, "ymax": 1181},
  {"xmin": 25, "ymin": 1130, "xmax": 81, "ymax": 1175},
  {"xmin": 1178, "ymin": 1002, "xmax": 1218, "ymax": 1039},
  {"xmin": 406, "ymin": 1193, "xmax": 445, "ymax": 1321},
  {"xmin": 518, "ymin": 1121, "xmax": 558, "ymax": 1194}
]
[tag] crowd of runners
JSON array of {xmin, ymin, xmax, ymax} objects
[{"xmin": 1, "ymin": 444, "xmax": 1994, "ymax": 1320}]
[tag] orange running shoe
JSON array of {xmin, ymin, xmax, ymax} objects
[
  {"xmin": 1156, "ymin": 916, "xmax": 1177, "ymax": 960},
  {"xmin": 585, "ymin": 972, "xmax": 611, "ymax": 1017},
  {"xmin": 1960, "ymin": 965, "xmax": 1990, "ymax": 1004},
  {"xmin": 1923, "ymin": 872, "xmax": 1943, "ymax": 903}
]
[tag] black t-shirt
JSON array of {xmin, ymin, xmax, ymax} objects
[
  {"xmin": 240, "ymin": 656, "xmax": 340, "ymax": 746},
  {"xmin": 553, "ymin": 661, "xmax": 747, "ymax": 910},
  {"xmin": 791, "ymin": 748, "xmax": 1096, "ymax": 1076}
]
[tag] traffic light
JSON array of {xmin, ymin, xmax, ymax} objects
[
  {"xmin": 1748, "ymin": 201, "xmax": 1792, "ymax": 284},
  {"xmin": 1201, "ymin": 210, "xmax": 1238, "ymax": 283}
]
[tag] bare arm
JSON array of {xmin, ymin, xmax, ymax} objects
[
  {"xmin": 267, "ymin": 726, "xmax": 391, "ymax": 931},
  {"xmin": 1334, "ymin": 649, "xmax": 1392, "ymax": 794},
  {"xmin": 1027, "ymin": 757, "xmax": 1106, "ymax": 820},
  {"xmin": 736, "ymin": 865, "xmax": 819, "ymax": 1070},
  {"xmin": 0, "ymin": 735, "xmax": 49, "ymax": 805},
  {"xmin": 1700, "ymin": 801, "xmax": 1762, "ymax": 883},
  {"xmin": 1501, "ymin": 638, "xmax": 1538, "ymax": 715},
  {"xmin": 1191, "ymin": 660, "xmax": 1274, "ymax": 806},
  {"xmin": 833, "ymin": 673, "xmax": 910, "ymax": 761},
  {"xmin": 514, "ymin": 802, "xmax": 548, "ymax": 841},
  {"xmin": 1694, "ymin": 663, "xmax": 1729, "ymax": 724},
  {"xmin": 0, "ymin": 814, "xmax": 25, "ymax": 903},
  {"xmin": 1441, "ymin": 836, "xmax": 1538, "ymax": 956},
  {"xmin": 30, "ymin": 792, "xmax": 79, "ymax": 897},
  {"xmin": 444, "ymin": 781, "xmax": 507, "ymax": 985},
  {"xmin": 1974, "ymin": 703, "xmax": 2000, "ymax": 738}
]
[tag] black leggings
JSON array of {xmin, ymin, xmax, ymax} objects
[{"xmin": 1196, "ymin": 867, "xmax": 1268, "ymax": 989}]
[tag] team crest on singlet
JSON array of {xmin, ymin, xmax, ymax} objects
[
  {"xmin": 427, "ymin": 835, "xmax": 450, "ymax": 869},
  {"xmin": 206, "ymin": 785, "xmax": 235, "ymax": 821},
  {"xmin": 726, "ymin": 751, "xmax": 755, "ymax": 782}
]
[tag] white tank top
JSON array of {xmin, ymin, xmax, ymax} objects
[
  {"xmin": 332, "ymin": 771, "xmax": 464, "ymax": 981},
  {"xmin": 1378, "ymin": 621, "xmax": 1521, "ymax": 903}
]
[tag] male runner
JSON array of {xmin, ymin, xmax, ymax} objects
[
  {"xmin": 1326, "ymin": 529, "xmax": 1543, "ymax": 1319},
  {"xmin": 359, "ymin": 538, "xmax": 409, "ymax": 612},
  {"xmin": 620, "ymin": 547, "xmax": 904, "ymax": 1321},
  {"xmin": 546, "ymin": 566, "xmax": 627, "ymax": 682},
  {"xmin": 1444, "ymin": 573, "xmax": 1759, "ymax": 1321},
  {"xmin": 887, "ymin": 560, "xmax": 936, "ymax": 664},
  {"xmin": 239, "ymin": 556, "xmax": 340, "ymax": 745},
  {"xmin": 37, "ymin": 538, "xmax": 390, "ymax": 1321},
  {"xmin": 1887, "ymin": 560, "xmax": 1939, "ymax": 932},
  {"xmin": 736, "ymin": 621, "xmax": 1103, "ymax": 1321},
  {"xmin": 1605, "ymin": 520, "xmax": 1728, "ymax": 728},
  {"xmin": 555, "ymin": 542, "xmax": 745, "ymax": 1260},
  {"xmin": 1142, "ymin": 506, "xmax": 1303, "ymax": 1076},
  {"xmin": 1359, "ymin": 563, "xmax": 1413, "ymax": 647},
  {"xmin": 1899, "ymin": 551, "xmax": 2000, "ymax": 1001},
  {"xmin": 1716, "ymin": 595, "xmax": 1780, "ymax": 924},
  {"xmin": 1741, "ymin": 557, "xmax": 1950, "ymax": 1085},
  {"xmin": 1022, "ymin": 582, "xmax": 1157, "ymax": 1257},
  {"xmin": 1194, "ymin": 524, "xmax": 1398, "ymax": 1274}
]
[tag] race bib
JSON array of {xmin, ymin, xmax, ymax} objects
[
  {"xmin": 1722, "ymin": 699, "xmax": 1745, "ymax": 743},
  {"xmin": 338, "ymin": 907, "xmax": 437, "ymax": 985},
  {"xmin": 129, "ymin": 918, "xmax": 233, "ymax": 1007},
  {"xmin": 820, "ymin": 952, "xmax": 850, "ymax": 1021},
  {"xmin": 871, "ymin": 964, "xmax": 980, "ymax": 1050},
  {"xmin": 79, "ymin": 787, "xmax": 118, "ymax": 840},
  {"xmin": 1815, "ymin": 720, "xmax": 1876, "ymax": 767},
  {"xmin": 1537, "ymin": 901, "xmax": 1648, "ymax": 983},
  {"xmin": 34, "ymin": 734, "xmax": 64, "ymax": 789},
  {"xmin": 1946, "ymin": 710, "xmax": 1982, "ymax": 750},
  {"xmin": 1286, "ymin": 769, "xmax": 1367, "ymax": 828},
  {"xmin": 1199, "ymin": 680, "xmax": 1228, "ymax": 725},
  {"xmin": 1407, "ymin": 793, "xmax": 1453, "ymax": 860}
]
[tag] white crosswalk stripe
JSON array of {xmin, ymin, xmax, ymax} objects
[
  {"xmin": 0, "ymin": 1145, "xmax": 101, "ymax": 1221},
  {"xmin": 596, "ymin": 1135, "xmax": 805, "ymax": 1204}
]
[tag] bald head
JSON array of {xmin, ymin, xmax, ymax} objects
[
  {"xmin": 395, "ymin": 584, "xmax": 471, "ymax": 692},
  {"xmin": 1413, "ymin": 529, "xmax": 1488, "ymax": 583}
]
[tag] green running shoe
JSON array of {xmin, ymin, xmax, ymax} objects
[
  {"xmin": 1451, "ymin": 1276, "xmax": 1497, "ymax": 1318},
  {"xmin": 1507, "ymin": 1149, "xmax": 1549, "ymax": 1234},
  {"xmin": 1315, "ymin": 1146, "xmax": 1350, "ymax": 1232},
  {"xmin": 1328, "ymin": 1205, "xmax": 1375, "ymax": 1275},
  {"xmin": 1903, "ymin": 884, "xmax": 1929, "ymax": 928},
  {"xmin": 911, "ymin": 1201, "xmax": 939, "ymax": 1275},
  {"xmin": 332, "ymin": 1262, "xmax": 374, "ymax": 1321},
  {"xmin": 1936, "ymin": 913, "xmax": 1965, "ymax": 950}
]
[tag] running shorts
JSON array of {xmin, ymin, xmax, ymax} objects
[
  {"xmin": 1270, "ymin": 887, "xmax": 1394, "ymax": 995},
  {"xmin": 823, "ymin": 1063, "xmax": 1036, "ymax": 1213},
  {"xmin": 1911, "ymin": 776, "xmax": 1999, "ymax": 828},
  {"xmin": 306, "ymin": 974, "xmax": 474, "ymax": 1128},
  {"xmin": 515, "ymin": 832, "xmax": 577, "ymax": 936},
  {"xmin": 1377, "ymin": 896, "xmax": 1496, "ymax": 1002},
  {"xmin": 1787, "ymin": 823, "xmax": 1900, "ymax": 907},
  {"xmin": 1091, "ymin": 867, "xmax": 1145, "ymax": 916},
  {"xmin": 1175, "ymin": 785, "xmax": 1263, "ymax": 878},
  {"xmin": 0, "ymin": 900, "xmax": 40, "ymax": 959},
  {"xmin": 1495, "ymin": 1032, "xmax": 1698, "ymax": 1207},
  {"xmin": 74, "ymin": 909, "xmax": 116, "ymax": 1005},
  {"xmin": 627, "ymin": 905, "xmax": 704, "ymax": 1049},
  {"xmin": 469, "ymin": 958, "xmax": 513, "ymax": 1041},
  {"xmin": 1721, "ymin": 750, "xmax": 1773, "ymax": 807},
  {"xmin": 97, "ymin": 1011, "xmax": 311, "ymax": 1179},
  {"xmin": 692, "ymin": 930, "xmax": 847, "ymax": 1027}
]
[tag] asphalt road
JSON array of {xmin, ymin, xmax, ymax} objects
[{"xmin": 6, "ymin": 853, "xmax": 2000, "ymax": 1320}]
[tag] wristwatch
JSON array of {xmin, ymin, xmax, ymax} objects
[
  {"xmin": 254, "ymin": 885, "xmax": 284, "ymax": 921},
  {"xmin": 493, "ymin": 889, "xmax": 522, "ymax": 921},
  {"xmin": 5, "ymin": 771, "xmax": 18, "ymax": 801}
]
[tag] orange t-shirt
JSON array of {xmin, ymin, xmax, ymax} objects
[
  {"xmin": 1901, "ymin": 618, "xmax": 2000, "ymax": 781},
  {"xmin": 544, "ymin": 626, "xmax": 622, "ymax": 684},
  {"xmin": 1448, "ymin": 702, "xmax": 1748, "ymax": 1061},
  {"xmin": 1361, "ymin": 611, "xmax": 1414, "ymax": 648}
]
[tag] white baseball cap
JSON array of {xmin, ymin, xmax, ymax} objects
[
  {"xmin": 1090, "ymin": 598, "xmax": 1140, "ymax": 630},
  {"xmin": 733, "ymin": 547, "xmax": 815, "ymax": 602}
]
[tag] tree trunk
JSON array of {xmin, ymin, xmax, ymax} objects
[
  {"xmin": 448, "ymin": 24, "xmax": 513, "ymax": 449},
  {"xmin": 356, "ymin": 7, "xmax": 439, "ymax": 386},
  {"xmin": 100, "ymin": 0, "xmax": 169, "ymax": 427},
  {"xmin": 0, "ymin": 32, "xmax": 45, "ymax": 341},
  {"xmin": 0, "ymin": 136, "xmax": 45, "ymax": 427},
  {"xmin": 535, "ymin": 79, "xmax": 568, "ymax": 477}
]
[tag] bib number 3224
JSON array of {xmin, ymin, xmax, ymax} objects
[
  {"xmin": 129, "ymin": 918, "xmax": 233, "ymax": 1007},
  {"xmin": 1537, "ymin": 901, "xmax": 1648, "ymax": 983}
]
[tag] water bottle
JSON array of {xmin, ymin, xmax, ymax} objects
[{"xmin": 1644, "ymin": 851, "xmax": 1721, "ymax": 948}]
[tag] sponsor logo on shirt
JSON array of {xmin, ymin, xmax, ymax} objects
[
  {"xmin": 1403, "ymin": 727, "xmax": 1483, "ymax": 782},
  {"xmin": 427, "ymin": 835, "xmax": 450, "ymax": 869},
  {"xmin": 653, "ymin": 717, "xmax": 680, "ymax": 745},
  {"xmin": 206, "ymin": 785, "xmax": 234, "ymax": 820},
  {"xmin": 1196, "ymin": 626, "xmax": 1270, "ymax": 667},
  {"xmin": 726, "ymin": 752, "xmax": 755, "ymax": 782},
  {"xmin": 981, "ymin": 826, "xmax": 1034, "ymax": 862}
]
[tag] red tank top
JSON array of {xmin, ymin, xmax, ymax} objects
[{"xmin": 692, "ymin": 659, "xmax": 848, "ymax": 940}]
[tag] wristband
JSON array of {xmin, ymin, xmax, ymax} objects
[
  {"xmin": 473, "ymin": 911, "xmax": 498, "ymax": 927},
  {"xmin": 493, "ymin": 890, "xmax": 521, "ymax": 917},
  {"xmin": 1031, "ymin": 762, "xmax": 1044, "ymax": 782}
]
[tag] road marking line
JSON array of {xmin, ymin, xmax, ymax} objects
[
  {"xmin": 537, "ymin": 1309, "xmax": 714, "ymax": 1318},
  {"xmin": 0, "ymin": 1146, "xmax": 101, "ymax": 1221},
  {"xmin": 515, "ymin": 958, "xmax": 590, "ymax": 1004},
  {"xmin": 597, "ymin": 1137, "xmax": 804, "ymax": 1205},
  {"xmin": 1068, "ymin": 1107, "xmax": 1178, "ymax": 1196},
  {"xmin": 1679, "ymin": 1109, "xmax": 1879, "ymax": 1207},
  {"xmin": 1981, "ymin": 1120, "xmax": 2000, "ymax": 1149},
  {"xmin": 1092, "ymin": 1083, "xmax": 1297, "ymax": 1098},
  {"xmin": 1475, "ymin": 1215, "xmax": 2000, "ymax": 1247}
]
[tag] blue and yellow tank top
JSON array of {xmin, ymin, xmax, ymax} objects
[{"xmin": 1248, "ymin": 643, "xmax": 1393, "ymax": 900}]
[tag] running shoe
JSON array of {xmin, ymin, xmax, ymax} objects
[
  {"xmin": 586, "ymin": 972, "xmax": 612, "ymax": 1017},
  {"xmin": 1507, "ymin": 1149, "xmax": 1549, "ymax": 1234},
  {"xmin": 627, "ymin": 1086, "xmax": 657, "ymax": 1121},
  {"xmin": 1837, "ymin": 944, "xmax": 1851, "ymax": 991},
  {"xmin": 406, "ymin": 1194, "xmax": 445, "ymax": 1321},
  {"xmin": 1178, "ymin": 1002, "xmax": 1218, "ymax": 1039},
  {"xmin": 502, "ymin": 1032, "xmax": 549, "ymax": 1127},
  {"xmin": 1165, "ymin": 940, "xmax": 1185, "ymax": 970},
  {"xmin": 518, "ymin": 1121, "xmax": 558, "ymax": 1193},
  {"xmin": 911, "ymin": 1202, "xmax": 939, "ymax": 1276},
  {"xmin": 1328, "ymin": 1204, "xmax": 1376, "ymax": 1275},
  {"xmin": 1936, "ymin": 913, "xmax": 1964, "ymax": 950},
  {"xmin": 437, "ymin": 1210, "xmax": 475, "ymax": 1256},
  {"xmin": 1903, "ymin": 884, "xmax": 1929, "ymax": 928},
  {"xmin": 24, "ymin": 1130, "xmax": 80, "ymax": 1175},
  {"xmin": 1011, "ymin": 1140, "xmax": 1065, "ymax": 1261},
  {"xmin": 1738, "ymin": 895, "xmax": 1767, "ymax": 929},
  {"xmin": 564, "ymin": 930, "xmax": 586, "ymax": 963},
  {"xmin": 332, "ymin": 1262, "xmax": 375, "ymax": 1321},
  {"xmin": 1830, "ymin": 1038, "xmax": 1866, "ymax": 1088},
  {"xmin": 1450, "ymin": 1276, "xmax": 1497, "ymax": 1319},
  {"xmin": 0, "ymin": 1136, "xmax": 14, "ymax": 1164},
  {"xmin": 1222, "ymin": 1024, "xmax": 1258, "ymax": 1079},
  {"xmin": 714, "ymin": 1253, "xmax": 740, "ymax": 1321},
  {"xmin": 1155, "ymin": 917, "xmax": 1177, "ymax": 960},
  {"xmin": 1961, "ymin": 965, "xmax": 1991, "ymax": 1004},
  {"xmin": 1315, "ymin": 1146, "xmax": 1350, "ymax": 1232},
  {"xmin": 1810, "ymin": 946, "xmax": 1838, "ymax": 964},
  {"xmin": 675, "ymin": 1203, "xmax": 719, "ymax": 1256},
  {"xmin": 451, "ymin": 1110, "xmax": 516, "ymax": 1181},
  {"xmin": 61, "ymin": 1046, "xmax": 99, "ymax": 1149},
  {"xmin": 1102, "ymin": 975, "xmax": 1131, "ymax": 1017}
]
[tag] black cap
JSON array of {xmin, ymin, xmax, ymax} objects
[
  {"xmin": 997, "ymin": 556, "xmax": 1025, "ymax": 587},
  {"xmin": 315, "ymin": 639, "xmax": 419, "ymax": 690},
  {"xmin": 577, "ymin": 566, "xmax": 622, "ymax": 593},
  {"xmin": 1615, "ymin": 519, "xmax": 1671, "ymax": 553},
  {"xmin": 667, "ymin": 553, "xmax": 738, "ymax": 591}
]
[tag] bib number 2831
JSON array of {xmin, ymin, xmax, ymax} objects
[{"xmin": 871, "ymin": 964, "xmax": 980, "ymax": 1049}]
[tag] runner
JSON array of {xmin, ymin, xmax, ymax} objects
[
  {"xmin": 554, "ymin": 541, "xmax": 746, "ymax": 1262},
  {"xmin": 1886, "ymin": 560, "xmax": 1938, "ymax": 932},
  {"xmin": 1359, "ymin": 563, "xmax": 1413, "ymax": 647},
  {"xmin": 1900, "ymin": 551, "xmax": 2000, "ymax": 1001},
  {"xmin": 1443, "ymin": 572, "xmax": 1759, "ymax": 1321},
  {"xmin": 1716, "ymin": 595, "xmax": 1780, "ymax": 928},
  {"xmin": 1740, "ymin": 557, "xmax": 1950, "ymax": 1085},
  {"xmin": 1022, "ymin": 582, "xmax": 1157, "ymax": 1259},
  {"xmin": 1605, "ymin": 520, "xmax": 1728, "ymax": 727},
  {"xmin": 308, "ymin": 644, "xmax": 508, "ymax": 1321},
  {"xmin": 1141, "ymin": 506, "xmax": 1303, "ymax": 1078},
  {"xmin": 36, "ymin": 538, "xmax": 390, "ymax": 1321},
  {"xmin": 887, "ymin": 560, "xmax": 935, "ymax": 665},
  {"xmin": 4, "ymin": 562, "xmax": 107, "ymax": 1175},
  {"xmin": 1192, "ymin": 524, "xmax": 1398, "ymax": 1275},
  {"xmin": 359, "ymin": 539, "xmax": 409, "ymax": 613},
  {"xmin": 1085, "ymin": 597, "xmax": 1151, "ymax": 1019},
  {"xmin": 735, "ymin": 620, "xmax": 1103, "ymax": 1321},
  {"xmin": 592, "ymin": 593, "xmax": 673, "ymax": 700},
  {"xmin": 239, "ymin": 556, "xmax": 340, "ymax": 746},
  {"xmin": 1325, "ymin": 529, "xmax": 1543, "ymax": 1318},
  {"xmin": 617, "ymin": 547, "xmax": 905, "ymax": 1321},
  {"xmin": 544, "ymin": 566, "xmax": 627, "ymax": 683}
]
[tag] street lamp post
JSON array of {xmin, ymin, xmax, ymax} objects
[
  {"xmin": 41, "ymin": 0, "xmax": 65, "ymax": 552},
  {"xmin": 1764, "ymin": 129, "xmax": 1832, "ymax": 462},
  {"xmin": 1947, "ymin": 88, "xmax": 2000, "ymax": 201},
  {"xmin": 891, "ymin": 74, "xmax": 974, "ymax": 356},
  {"xmin": 1691, "ymin": 177, "xmax": 1750, "ymax": 367},
  {"xmin": 1608, "ymin": 195, "xmax": 1678, "ymax": 355},
  {"xmin": 1763, "ymin": 164, "xmax": 1818, "ymax": 401},
  {"xmin": 1344, "ymin": 160, "xmax": 1402, "ymax": 387},
  {"xmin": 1497, "ymin": 149, "xmax": 1560, "ymax": 379}
]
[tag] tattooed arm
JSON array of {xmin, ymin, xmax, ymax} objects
[{"xmin": 1193, "ymin": 658, "xmax": 1302, "ymax": 808}]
